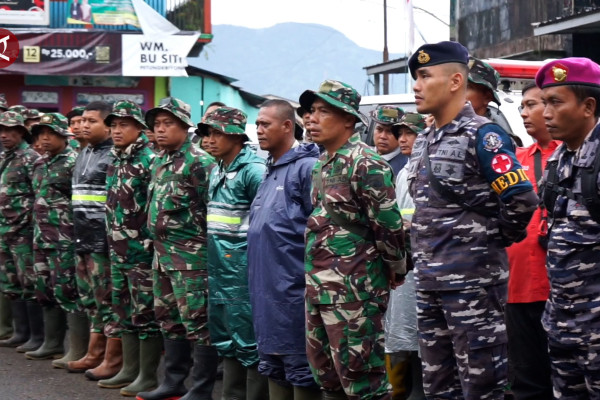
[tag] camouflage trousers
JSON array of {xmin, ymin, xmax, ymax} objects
[
  {"xmin": 153, "ymin": 259, "xmax": 209, "ymax": 344},
  {"xmin": 33, "ymin": 247, "xmax": 80, "ymax": 312},
  {"xmin": 209, "ymin": 301, "xmax": 259, "ymax": 367},
  {"xmin": 548, "ymin": 339, "xmax": 600, "ymax": 399},
  {"xmin": 75, "ymin": 252, "xmax": 112, "ymax": 334},
  {"xmin": 0, "ymin": 234, "xmax": 35, "ymax": 301},
  {"xmin": 416, "ymin": 285, "xmax": 508, "ymax": 400},
  {"xmin": 103, "ymin": 260, "xmax": 159, "ymax": 339},
  {"xmin": 306, "ymin": 296, "xmax": 392, "ymax": 400}
]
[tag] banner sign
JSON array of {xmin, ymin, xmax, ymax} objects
[
  {"xmin": 66, "ymin": 0, "xmax": 139, "ymax": 27},
  {"xmin": 0, "ymin": 31, "xmax": 122, "ymax": 76},
  {"xmin": 121, "ymin": 34, "xmax": 199, "ymax": 77},
  {"xmin": 0, "ymin": 0, "xmax": 49, "ymax": 26}
]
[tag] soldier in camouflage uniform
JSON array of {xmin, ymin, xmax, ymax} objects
[
  {"xmin": 0, "ymin": 111, "xmax": 44, "ymax": 353},
  {"xmin": 66, "ymin": 106, "xmax": 86, "ymax": 151},
  {"xmin": 535, "ymin": 58, "xmax": 600, "ymax": 399},
  {"xmin": 406, "ymin": 41, "xmax": 538, "ymax": 400},
  {"xmin": 95, "ymin": 100, "xmax": 161, "ymax": 396},
  {"xmin": 0, "ymin": 96, "xmax": 9, "ymax": 340},
  {"xmin": 26, "ymin": 113, "xmax": 81, "ymax": 361},
  {"xmin": 200, "ymin": 107, "xmax": 268, "ymax": 400},
  {"xmin": 23, "ymin": 108, "xmax": 42, "ymax": 130},
  {"xmin": 299, "ymin": 80, "xmax": 407, "ymax": 400},
  {"xmin": 137, "ymin": 97, "xmax": 218, "ymax": 400}
]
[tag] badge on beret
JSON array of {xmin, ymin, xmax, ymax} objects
[
  {"xmin": 418, "ymin": 50, "xmax": 430, "ymax": 64},
  {"xmin": 552, "ymin": 64, "xmax": 568, "ymax": 83},
  {"xmin": 482, "ymin": 132, "xmax": 503, "ymax": 153}
]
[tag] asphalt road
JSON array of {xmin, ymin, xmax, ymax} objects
[{"xmin": 0, "ymin": 345, "xmax": 223, "ymax": 400}]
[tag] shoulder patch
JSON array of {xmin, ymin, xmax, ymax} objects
[
  {"xmin": 491, "ymin": 154, "xmax": 513, "ymax": 174},
  {"xmin": 482, "ymin": 132, "xmax": 503, "ymax": 153}
]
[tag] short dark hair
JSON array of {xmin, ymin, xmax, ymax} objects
[
  {"xmin": 521, "ymin": 83, "xmax": 538, "ymax": 96},
  {"xmin": 84, "ymin": 101, "xmax": 112, "ymax": 119},
  {"xmin": 206, "ymin": 101, "xmax": 226, "ymax": 109},
  {"xmin": 568, "ymin": 85, "xmax": 600, "ymax": 118},
  {"xmin": 260, "ymin": 99, "xmax": 296, "ymax": 125}
]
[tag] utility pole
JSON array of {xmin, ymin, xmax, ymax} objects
[{"xmin": 383, "ymin": 0, "xmax": 389, "ymax": 94}]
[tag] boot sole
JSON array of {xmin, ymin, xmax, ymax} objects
[
  {"xmin": 135, "ymin": 396, "xmax": 182, "ymax": 400},
  {"xmin": 25, "ymin": 352, "xmax": 65, "ymax": 360},
  {"xmin": 98, "ymin": 381, "xmax": 134, "ymax": 389}
]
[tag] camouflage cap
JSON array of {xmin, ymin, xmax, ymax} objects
[
  {"xmin": 468, "ymin": 57, "xmax": 501, "ymax": 105},
  {"xmin": 196, "ymin": 106, "xmax": 248, "ymax": 141},
  {"xmin": 105, "ymin": 100, "xmax": 148, "ymax": 129},
  {"xmin": 66, "ymin": 106, "xmax": 85, "ymax": 123},
  {"xmin": 392, "ymin": 112, "xmax": 427, "ymax": 136},
  {"xmin": 23, "ymin": 108, "xmax": 42, "ymax": 121},
  {"xmin": 8, "ymin": 105, "xmax": 27, "ymax": 117},
  {"xmin": 31, "ymin": 113, "xmax": 70, "ymax": 137},
  {"xmin": 0, "ymin": 94, "xmax": 7, "ymax": 111},
  {"xmin": 145, "ymin": 97, "xmax": 193, "ymax": 129},
  {"xmin": 0, "ymin": 111, "xmax": 31, "ymax": 140},
  {"xmin": 371, "ymin": 105, "xmax": 405, "ymax": 125},
  {"xmin": 299, "ymin": 80, "xmax": 367, "ymax": 125}
]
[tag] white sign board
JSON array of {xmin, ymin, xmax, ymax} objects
[
  {"xmin": 0, "ymin": 0, "xmax": 50, "ymax": 26},
  {"xmin": 121, "ymin": 34, "xmax": 199, "ymax": 77}
]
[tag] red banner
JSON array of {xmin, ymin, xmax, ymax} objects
[{"xmin": 0, "ymin": 31, "xmax": 122, "ymax": 76}]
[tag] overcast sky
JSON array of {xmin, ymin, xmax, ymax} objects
[{"xmin": 211, "ymin": 0, "xmax": 450, "ymax": 54}]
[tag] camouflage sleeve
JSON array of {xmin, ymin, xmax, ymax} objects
[
  {"xmin": 476, "ymin": 124, "xmax": 538, "ymax": 245},
  {"xmin": 353, "ymin": 156, "xmax": 406, "ymax": 274},
  {"xmin": 244, "ymin": 162, "xmax": 267, "ymax": 200}
]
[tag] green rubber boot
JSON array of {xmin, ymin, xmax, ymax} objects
[
  {"xmin": 98, "ymin": 333, "xmax": 139, "ymax": 388},
  {"xmin": 16, "ymin": 301, "xmax": 44, "ymax": 353},
  {"xmin": 0, "ymin": 295, "xmax": 13, "ymax": 340},
  {"xmin": 246, "ymin": 365, "xmax": 269, "ymax": 400},
  {"xmin": 25, "ymin": 306, "xmax": 66, "ymax": 360},
  {"xmin": 0, "ymin": 299, "xmax": 29, "ymax": 347},
  {"xmin": 268, "ymin": 379, "xmax": 293, "ymax": 400},
  {"xmin": 52, "ymin": 311, "xmax": 90, "ymax": 369},
  {"xmin": 222, "ymin": 357, "xmax": 247, "ymax": 400},
  {"xmin": 120, "ymin": 335, "xmax": 162, "ymax": 397}
]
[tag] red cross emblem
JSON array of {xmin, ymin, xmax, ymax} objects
[{"xmin": 492, "ymin": 154, "xmax": 513, "ymax": 174}]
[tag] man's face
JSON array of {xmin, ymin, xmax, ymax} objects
[
  {"xmin": 70, "ymin": 116, "xmax": 84, "ymax": 140},
  {"xmin": 520, "ymin": 87, "xmax": 547, "ymax": 140},
  {"xmin": 256, "ymin": 106, "xmax": 289, "ymax": 153},
  {"xmin": 309, "ymin": 98, "xmax": 352, "ymax": 147},
  {"xmin": 110, "ymin": 117, "xmax": 141, "ymax": 148},
  {"xmin": 542, "ymin": 86, "xmax": 592, "ymax": 144},
  {"xmin": 153, "ymin": 111, "xmax": 187, "ymax": 152},
  {"xmin": 466, "ymin": 82, "xmax": 492, "ymax": 115},
  {"xmin": 373, "ymin": 123, "xmax": 399, "ymax": 155},
  {"xmin": 208, "ymin": 128, "xmax": 241, "ymax": 160},
  {"xmin": 398, "ymin": 127, "xmax": 417, "ymax": 156},
  {"xmin": 145, "ymin": 129, "xmax": 156, "ymax": 144},
  {"xmin": 0, "ymin": 127, "xmax": 24, "ymax": 150},
  {"xmin": 302, "ymin": 111, "xmax": 311, "ymax": 130},
  {"xmin": 200, "ymin": 135, "xmax": 213, "ymax": 154},
  {"xmin": 81, "ymin": 110, "xmax": 109, "ymax": 146},
  {"xmin": 413, "ymin": 65, "xmax": 453, "ymax": 115},
  {"xmin": 37, "ymin": 127, "xmax": 66, "ymax": 156}
]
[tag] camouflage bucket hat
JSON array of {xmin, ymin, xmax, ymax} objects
[
  {"xmin": 105, "ymin": 100, "xmax": 148, "ymax": 129},
  {"xmin": 0, "ymin": 111, "xmax": 32, "ymax": 141},
  {"xmin": 299, "ymin": 80, "xmax": 367, "ymax": 125},
  {"xmin": 23, "ymin": 108, "xmax": 42, "ymax": 121},
  {"xmin": 8, "ymin": 104, "xmax": 27, "ymax": 117},
  {"xmin": 145, "ymin": 97, "xmax": 193, "ymax": 129},
  {"xmin": 0, "ymin": 94, "xmax": 7, "ymax": 111},
  {"xmin": 31, "ymin": 113, "xmax": 70, "ymax": 137},
  {"xmin": 468, "ymin": 57, "xmax": 501, "ymax": 105},
  {"xmin": 197, "ymin": 106, "xmax": 248, "ymax": 140},
  {"xmin": 371, "ymin": 105, "xmax": 405, "ymax": 125},
  {"xmin": 392, "ymin": 112, "xmax": 427, "ymax": 136}
]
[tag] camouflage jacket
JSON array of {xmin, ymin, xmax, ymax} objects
[
  {"xmin": 541, "ymin": 123, "xmax": 600, "ymax": 345},
  {"xmin": 32, "ymin": 145, "xmax": 78, "ymax": 250},
  {"xmin": 305, "ymin": 133, "xmax": 406, "ymax": 305},
  {"xmin": 407, "ymin": 103, "xmax": 537, "ymax": 291},
  {"xmin": 0, "ymin": 141, "xmax": 41, "ymax": 237},
  {"xmin": 106, "ymin": 134, "xmax": 155, "ymax": 265},
  {"xmin": 147, "ymin": 138, "xmax": 215, "ymax": 270}
]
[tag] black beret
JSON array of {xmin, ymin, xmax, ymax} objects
[{"xmin": 408, "ymin": 41, "xmax": 469, "ymax": 79}]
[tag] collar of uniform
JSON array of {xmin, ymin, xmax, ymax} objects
[
  {"xmin": 381, "ymin": 147, "xmax": 401, "ymax": 161},
  {"xmin": 427, "ymin": 103, "xmax": 477, "ymax": 143},
  {"xmin": 4, "ymin": 140, "xmax": 28, "ymax": 156},
  {"xmin": 324, "ymin": 132, "xmax": 360, "ymax": 165},
  {"xmin": 526, "ymin": 139, "xmax": 561, "ymax": 157},
  {"xmin": 162, "ymin": 136, "xmax": 191, "ymax": 160},
  {"xmin": 46, "ymin": 143, "xmax": 73, "ymax": 163},
  {"xmin": 111, "ymin": 133, "xmax": 148, "ymax": 159}
]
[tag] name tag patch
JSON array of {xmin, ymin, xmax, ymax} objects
[{"xmin": 491, "ymin": 169, "xmax": 528, "ymax": 195}]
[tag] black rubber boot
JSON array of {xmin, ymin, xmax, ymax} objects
[
  {"xmin": 16, "ymin": 301, "xmax": 44, "ymax": 353},
  {"xmin": 135, "ymin": 338, "xmax": 191, "ymax": 400},
  {"xmin": 268, "ymin": 379, "xmax": 293, "ymax": 400},
  {"xmin": 0, "ymin": 299, "xmax": 29, "ymax": 348},
  {"xmin": 178, "ymin": 344, "xmax": 219, "ymax": 400},
  {"xmin": 0, "ymin": 294, "xmax": 13, "ymax": 340},
  {"xmin": 25, "ymin": 306, "xmax": 66, "ymax": 359},
  {"xmin": 406, "ymin": 351, "xmax": 426, "ymax": 400},
  {"xmin": 322, "ymin": 389, "xmax": 347, "ymax": 400}
]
